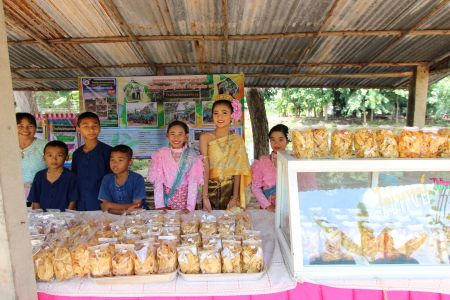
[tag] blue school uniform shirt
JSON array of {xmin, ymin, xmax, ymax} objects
[
  {"xmin": 27, "ymin": 168, "xmax": 78, "ymax": 211},
  {"xmin": 72, "ymin": 141, "xmax": 111, "ymax": 211},
  {"xmin": 98, "ymin": 171, "xmax": 147, "ymax": 208}
]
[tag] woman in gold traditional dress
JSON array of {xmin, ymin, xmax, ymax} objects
[{"xmin": 200, "ymin": 99, "xmax": 251, "ymax": 211}]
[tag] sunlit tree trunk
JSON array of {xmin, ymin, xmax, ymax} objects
[
  {"xmin": 246, "ymin": 88, "xmax": 269, "ymax": 159},
  {"xmin": 14, "ymin": 91, "xmax": 38, "ymax": 113}
]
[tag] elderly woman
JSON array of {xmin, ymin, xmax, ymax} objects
[{"xmin": 16, "ymin": 112, "xmax": 47, "ymax": 201}]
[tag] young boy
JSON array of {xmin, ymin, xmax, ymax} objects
[
  {"xmin": 98, "ymin": 144, "xmax": 147, "ymax": 214},
  {"xmin": 28, "ymin": 141, "xmax": 77, "ymax": 211},
  {"xmin": 72, "ymin": 112, "xmax": 111, "ymax": 211}
]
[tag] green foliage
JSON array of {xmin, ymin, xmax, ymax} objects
[
  {"xmin": 36, "ymin": 91, "xmax": 80, "ymax": 113},
  {"xmin": 427, "ymin": 77, "xmax": 450, "ymax": 120}
]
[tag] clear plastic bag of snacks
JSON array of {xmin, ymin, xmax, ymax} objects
[
  {"xmin": 398, "ymin": 127, "xmax": 422, "ymax": 158},
  {"xmin": 181, "ymin": 213, "xmax": 200, "ymax": 234},
  {"xmin": 177, "ymin": 245, "xmax": 200, "ymax": 274},
  {"xmin": 71, "ymin": 242, "xmax": 91, "ymax": 277},
  {"xmin": 181, "ymin": 233, "xmax": 202, "ymax": 248},
  {"xmin": 112, "ymin": 244, "xmax": 135, "ymax": 276},
  {"xmin": 354, "ymin": 128, "xmax": 379, "ymax": 158},
  {"xmin": 438, "ymin": 128, "xmax": 450, "ymax": 157},
  {"xmin": 163, "ymin": 213, "xmax": 181, "ymax": 225},
  {"xmin": 312, "ymin": 125, "xmax": 329, "ymax": 158},
  {"xmin": 221, "ymin": 240, "xmax": 242, "ymax": 273},
  {"xmin": 199, "ymin": 248, "xmax": 221, "ymax": 274},
  {"xmin": 331, "ymin": 126, "xmax": 353, "ymax": 158},
  {"xmin": 242, "ymin": 240, "xmax": 264, "ymax": 273},
  {"xmin": 53, "ymin": 242, "xmax": 74, "ymax": 281},
  {"xmin": 157, "ymin": 236, "xmax": 178, "ymax": 273},
  {"xmin": 202, "ymin": 233, "xmax": 222, "ymax": 250},
  {"xmin": 162, "ymin": 225, "xmax": 181, "ymax": 237},
  {"xmin": 147, "ymin": 222, "xmax": 163, "ymax": 235},
  {"xmin": 133, "ymin": 239, "xmax": 158, "ymax": 275},
  {"xmin": 88, "ymin": 243, "xmax": 113, "ymax": 277},
  {"xmin": 199, "ymin": 221, "xmax": 217, "ymax": 236},
  {"xmin": 242, "ymin": 230, "xmax": 262, "ymax": 241},
  {"xmin": 421, "ymin": 128, "xmax": 444, "ymax": 158},
  {"xmin": 33, "ymin": 244, "xmax": 54, "ymax": 281},
  {"xmin": 292, "ymin": 127, "xmax": 314, "ymax": 159},
  {"xmin": 235, "ymin": 212, "xmax": 251, "ymax": 235},
  {"xmin": 376, "ymin": 126, "xmax": 399, "ymax": 158},
  {"xmin": 218, "ymin": 219, "xmax": 235, "ymax": 236}
]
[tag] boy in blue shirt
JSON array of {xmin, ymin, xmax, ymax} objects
[
  {"xmin": 72, "ymin": 112, "xmax": 111, "ymax": 211},
  {"xmin": 28, "ymin": 141, "xmax": 77, "ymax": 211},
  {"xmin": 99, "ymin": 145, "xmax": 147, "ymax": 214}
]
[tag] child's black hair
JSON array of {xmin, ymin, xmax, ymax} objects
[
  {"xmin": 16, "ymin": 112, "xmax": 37, "ymax": 128},
  {"xmin": 111, "ymin": 144, "xmax": 133, "ymax": 159},
  {"xmin": 77, "ymin": 112, "xmax": 100, "ymax": 126},
  {"xmin": 269, "ymin": 124, "xmax": 290, "ymax": 141},
  {"xmin": 44, "ymin": 140, "xmax": 69, "ymax": 157},
  {"xmin": 212, "ymin": 100, "xmax": 233, "ymax": 113},
  {"xmin": 167, "ymin": 120, "xmax": 189, "ymax": 134}
]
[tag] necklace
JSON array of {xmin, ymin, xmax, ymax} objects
[{"xmin": 215, "ymin": 132, "xmax": 230, "ymax": 154}]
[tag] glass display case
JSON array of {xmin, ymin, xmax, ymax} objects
[{"xmin": 275, "ymin": 151, "xmax": 450, "ymax": 280}]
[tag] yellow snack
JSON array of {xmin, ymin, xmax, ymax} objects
[
  {"xmin": 199, "ymin": 249, "xmax": 221, "ymax": 274},
  {"xmin": 199, "ymin": 221, "xmax": 217, "ymax": 236},
  {"xmin": 53, "ymin": 246, "xmax": 74, "ymax": 281},
  {"xmin": 71, "ymin": 243, "xmax": 91, "ymax": 277},
  {"xmin": 331, "ymin": 128, "xmax": 353, "ymax": 158},
  {"xmin": 398, "ymin": 128, "xmax": 422, "ymax": 158},
  {"xmin": 88, "ymin": 244, "xmax": 112, "ymax": 277},
  {"xmin": 134, "ymin": 241, "xmax": 158, "ymax": 275},
  {"xmin": 221, "ymin": 240, "xmax": 242, "ymax": 273},
  {"xmin": 112, "ymin": 244, "xmax": 135, "ymax": 276},
  {"xmin": 202, "ymin": 234, "xmax": 222, "ymax": 250},
  {"xmin": 181, "ymin": 233, "xmax": 202, "ymax": 248},
  {"xmin": 354, "ymin": 128, "xmax": 379, "ymax": 158},
  {"xmin": 376, "ymin": 128, "xmax": 399, "ymax": 158},
  {"xmin": 157, "ymin": 237, "xmax": 178, "ymax": 273},
  {"xmin": 292, "ymin": 128, "xmax": 314, "ymax": 159},
  {"xmin": 218, "ymin": 219, "xmax": 236, "ymax": 236},
  {"xmin": 177, "ymin": 245, "xmax": 200, "ymax": 274},
  {"xmin": 438, "ymin": 128, "xmax": 450, "ymax": 157},
  {"xmin": 420, "ymin": 129, "xmax": 443, "ymax": 158},
  {"xmin": 181, "ymin": 216, "xmax": 200, "ymax": 234},
  {"xmin": 235, "ymin": 213, "xmax": 251, "ymax": 235},
  {"xmin": 313, "ymin": 127, "xmax": 329, "ymax": 158},
  {"xmin": 242, "ymin": 240, "xmax": 264, "ymax": 273},
  {"xmin": 34, "ymin": 247, "xmax": 54, "ymax": 281}
]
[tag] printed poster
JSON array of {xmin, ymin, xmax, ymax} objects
[{"xmin": 80, "ymin": 78, "xmax": 118, "ymax": 127}]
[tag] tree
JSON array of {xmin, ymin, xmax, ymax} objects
[
  {"xmin": 35, "ymin": 91, "xmax": 80, "ymax": 113},
  {"xmin": 427, "ymin": 76, "xmax": 450, "ymax": 121},
  {"xmin": 246, "ymin": 88, "xmax": 269, "ymax": 159}
]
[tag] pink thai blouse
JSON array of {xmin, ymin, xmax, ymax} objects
[
  {"xmin": 147, "ymin": 147, "xmax": 203, "ymax": 211},
  {"xmin": 251, "ymin": 155, "xmax": 276, "ymax": 209}
]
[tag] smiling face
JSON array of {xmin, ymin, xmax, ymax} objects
[
  {"xmin": 167, "ymin": 124, "xmax": 188, "ymax": 149},
  {"xmin": 109, "ymin": 151, "xmax": 132, "ymax": 175},
  {"xmin": 212, "ymin": 103, "xmax": 232, "ymax": 128},
  {"xmin": 270, "ymin": 131, "xmax": 288, "ymax": 153},
  {"xmin": 44, "ymin": 146, "xmax": 67, "ymax": 171},
  {"xmin": 77, "ymin": 117, "xmax": 100, "ymax": 141},
  {"xmin": 17, "ymin": 118, "xmax": 36, "ymax": 142}
]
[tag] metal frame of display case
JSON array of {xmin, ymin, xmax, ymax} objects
[{"xmin": 275, "ymin": 150, "xmax": 450, "ymax": 280}]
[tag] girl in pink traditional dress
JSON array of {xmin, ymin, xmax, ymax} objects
[
  {"xmin": 251, "ymin": 124, "xmax": 289, "ymax": 212},
  {"xmin": 148, "ymin": 121, "xmax": 203, "ymax": 212}
]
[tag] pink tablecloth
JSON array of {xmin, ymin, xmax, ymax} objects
[{"xmin": 38, "ymin": 282, "xmax": 450, "ymax": 300}]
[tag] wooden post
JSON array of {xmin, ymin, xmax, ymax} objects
[
  {"xmin": 0, "ymin": 1, "xmax": 38, "ymax": 299},
  {"xmin": 406, "ymin": 64, "xmax": 429, "ymax": 127}
]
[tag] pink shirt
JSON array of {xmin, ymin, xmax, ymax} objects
[
  {"xmin": 147, "ymin": 147, "xmax": 203, "ymax": 211},
  {"xmin": 251, "ymin": 155, "xmax": 276, "ymax": 209}
]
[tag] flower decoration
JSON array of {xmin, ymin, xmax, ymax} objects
[{"xmin": 231, "ymin": 99, "xmax": 242, "ymax": 122}]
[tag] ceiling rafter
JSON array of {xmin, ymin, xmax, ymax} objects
[
  {"xmin": 222, "ymin": 0, "xmax": 229, "ymax": 72},
  {"xmin": 99, "ymin": 0, "xmax": 156, "ymax": 74}
]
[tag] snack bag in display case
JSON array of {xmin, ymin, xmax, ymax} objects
[
  {"xmin": 331, "ymin": 126, "xmax": 353, "ymax": 158},
  {"xmin": 438, "ymin": 128, "xmax": 450, "ymax": 157},
  {"xmin": 242, "ymin": 240, "xmax": 264, "ymax": 273},
  {"xmin": 312, "ymin": 125, "xmax": 329, "ymax": 158},
  {"xmin": 157, "ymin": 236, "xmax": 178, "ymax": 273},
  {"xmin": 354, "ymin": 128, "xmax": 379, "ymax": 158},
  {"xmin": 292, "ymin": 127, "xmax": 314, "ymax": 159},
  {"xmin": 221, "ymin": 239, "xmax": 242, "ymax": 273},
  {"xmin": 199, "ymin": 248, "xmax": 221, "ymax": 274},
  {"xmin": 398, "ymin": 127, "xmax": 422, "ymax": 158},
  {"xmin": 33, "ymin": 244, "xmax": 54, "ymax": 281},
  {"xmin": 181, "ymin": 213, "xmax": 200, "ymax": 234},
  {"xmin": 112, "ymin": 244, "xmax": 135, "ymax": 276},
  {"xmin": 53, "ymin": 245, "xmax": 74, "ymax": 281},
  {"xmin": 88, "ymin": 243, "xmax": 112, "ymax": 277},
  {"xmin": 421, "ymin": 128, "xmax": 444, "ymax": 158},
  {"xmin": 133, "ymin": 239, "xmax": 158, "ymax": 275},
  {"xmin": 177, "ymin": 245, "xmax": 200, "ymax": 274},
  {"xmin": 376, "ymin": 126, "xmax": 399, "ymax": 158}
]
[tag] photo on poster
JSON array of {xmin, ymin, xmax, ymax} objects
[
  {"xmin": 81, "ymin": 78, "xmax": 118, "ymax": 127},
  {"xmin": 216, "ymin": 77, "xmax": 240, "ymax": 98},
  {"xmin": 202, "ymin": 101, "xmax": 214, "ymax": 125},
  {"xmin": 126, "ymin": 102, "xmax": 157, "ymax": 127},
  {"xmin": 164, "ymin": 101, "xmax": 196, "ymax": 127}
]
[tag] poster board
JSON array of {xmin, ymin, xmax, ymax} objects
[{"xmin": 79, "ymin": 74, "xmax": 245, "ymax": 159}]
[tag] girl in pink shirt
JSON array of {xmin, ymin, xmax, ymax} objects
[{"xmin": 148, "ymin": 121, "xmax": 203, "ymax": 212}]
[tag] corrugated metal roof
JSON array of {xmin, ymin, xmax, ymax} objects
[{"xmin": 3, "ymin": 0, "xmax": 450, "ymax": 90}]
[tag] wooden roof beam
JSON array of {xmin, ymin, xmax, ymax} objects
[
  {"xmin": 222, "ymin": 0, "xmax": 229, "ymax": 72},
  {"xmin": 99, "ymin": 0, "xmax": 156, "ymax": 73},
  {"xmin": 7, "ymin": 29, "xmax": 450, "ymax": 46}
]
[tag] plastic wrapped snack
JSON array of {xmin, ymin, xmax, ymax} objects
[
  {"xmin": 242, "ymin": 230, "xmax": 262, "ymax": 241},
  {"xmin": 181, "ymin": 233, "xmax": 202, "ymax": 248},
  {"xmin": 88, "ymin": 244, "xmax": 112, "ymax": 277},
  {"xmin": 134, "ymin": 240, "xmax": 158, "ymax": 275},
  {"xmin": 71, "ymin": 243, "xmax": 91, "ymax": 277},
  {"xmin": 127, "ymin": 225, "xmax": 148, "ymax": 236},
  {"xmin": 181, "ymin": 214, "xmax": 200, "ymax": 234},
  {"xmin": 147, "ymin": 222, "xmax": 163, "ymax": 235},
  {"xmin": 235, "ymin": 213, "xmax": 252, "ymax": 235},
  {"xmin": 202, "ymin": 233, "xmax": 222, "ymax": 250},
  {"xmin": 162, "ymin": 225, "xmax": 181, "ymax": 237},
  {"xmin": 242, "ymin": 240, "xmax": 264, "ymax": 273},
  {"xmin": 376, "ymin": 127, "xmax": 399, "ymax": 158},
  {"xmin": 33, "ymin": 246, "xmax": 54, "ymax": 281},
  {"xmin": 331, "ymin": 126, "xmax": 353, "ymax": 158},
  {"xmin": 147, "ymin": 212, "xmax": 165, "ymax": 224},
  {"xmin": 218, "ymin": 219, "xmax": 236, "ymax": 236},
  {"xmin": 199, "ymin": 248, "xmax": 221, "ymax": 274},
  {"xmin": 163, "ymin": 214, "xmax": 181, "ymax": 225},
  {"xmin": 53, "ymin": 246, "xmax": 74, "ymax": 281},
  {"xmin": 112, "ymin": 244, "xmax": 135, "ymax": 276},
  {"xmin": 292, "ymin": 127, "xmax": 314, "ymax": 159},
  {"xmin": 421, "ymin": 128, "xmax": 445, "ymax": 158},
  {"xmin": 221, "ymin": 240, "xmax": 242, "ymax": 273},
  {"xmin": 354, "ymin": 128, "xmax": 379, "ymax": 158},
  {"xmin": 438, "ymin": 128, "xmax": 450, "ymax": 157},
  {"xmin": 177, "ymin": 245, "xmax": 200, "ymax": 274},
  {"xmin": 199, "ymin": 221, "xmax": 217, "ymax": 236},
  {"xmin": 157, "ymin": 236, "xmax": 178, "ymax": 273},
  {"xmin": 312, "ymin": 125, "xmax": 329, "ymax": 158},
  {"xmin": 398, "ymin": 127, "xmax": 422, "ymax": 158},
  {"xmin": 217, "ymin": 212, "xmax": 236, "ymax": 223}
]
